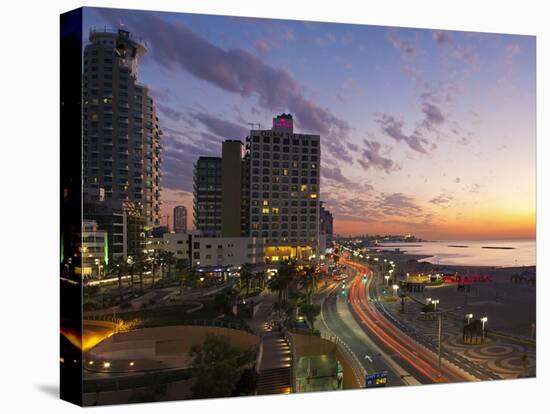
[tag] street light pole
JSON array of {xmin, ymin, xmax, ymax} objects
[{"xmin": 437, "ymin": 314, "xmax": 442, "ymax": 376}]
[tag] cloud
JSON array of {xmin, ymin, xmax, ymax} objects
[
  {"xmin": 429, "ymin": 194, "xmax": 453, "ymax": 207},
  {"xmin": 254, "ymin": 38, "xmax": 274, "ymax": 55},
  {"xmin": 388, "ymin": 30, "xmax": 419, "ymax": 58},
  {"xmin": 376, "ymin": 192, "xmax": 422, "ymax": 217},
  {"xmin": 470, "ymin": 183, "xmax": 481, "ymax": 194},
  {"xmin": 376, "ymin": 114, "xmax": 431, "ymax": 154},
  {"xmin": 321, "ymin": 167, "xmax": 372, "ymax": 192},
  {"xmin": 421, "ymin": 102, "xmax": 445, "ymax": 126},
  {"xmin": 192, "ymin": 112, "xmax": 249, "ymax": 139},
  {"xmin": 346, "ymin": 142, "xmax": 359, "ymax": 152},
  {"xmin": 358, "ymin": 139, "xmax": 400, "ymax": 174},
  {"xmin": 160, "ymin": 132, "xmax": 222, "ymax": 192},
  {"xmin": 157, "ymin": 104, "xmax": 193, "ymax": 123},
  {"xmin": 96, "ymin": 8, "xmax": 351, "ymax": 160},
  {"xmin": 433, "ymin": 30, "xmax": 451, "ymax": 47}
]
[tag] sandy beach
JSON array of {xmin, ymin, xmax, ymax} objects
[{"xmin": 376, "ymin": 251, "xmax": 537, "ymax": 339}]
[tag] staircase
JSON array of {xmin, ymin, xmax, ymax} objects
[{"xmin": 256, "ymin": 332, "xmax": 293, "ymax": 395}]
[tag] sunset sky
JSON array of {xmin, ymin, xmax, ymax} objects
[{"xmin": 84, "ymin": 7, "xmax": 536, "ymax": 240}]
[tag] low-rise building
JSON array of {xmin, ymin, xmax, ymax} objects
[
  {"xmin": 163, "ymin": 231, "xmax": 266, "ymax": 268},
  {"xmin": 80, "ymin": 220, "xmax": 107, "ymax": 278}
]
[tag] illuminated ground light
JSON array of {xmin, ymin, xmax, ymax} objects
[
  {"xmin": 103, "ymin": 362, "xmax": 111, "ymax": 368},
  {"xmin": 129, "ymin": 361, "xmax": 135, "ymax": 367}
]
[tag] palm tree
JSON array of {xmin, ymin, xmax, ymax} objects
[
  {"xmin": 299, "ymin": 303, "xmax": 321, "ymax": 333},
  {"xmin": 111, "ymin": 257, "xmax": 127, "ymax": 305},
  {"xmin": 269, "ymin": 260, "xmax": 297, "ymax": 307},
  {"xmin": 255, "ymin": 270, "xmax": 267, "ymax": 291},
  {"xmin": 151, "ymin": 252, "xmax": 161, "ymax": 288},
  {"xmin": 136, "ymin": 253, "xmax": 147, "ymax": 293},
  {"xmin": 303, "ymin": 265, "xmax": 318, "ymax": 304},
  {"xmin": 127, "ymin": 257, "xmax": 135, "ymax": 296},
  {"xmin": 239, "ymin": 263, "xmax": 254, "ymax": 296}
]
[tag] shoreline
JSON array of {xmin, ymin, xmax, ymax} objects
[
  {"xmin": 372, "ymin": 251, "xmax": 535, "ymax": 283},
  {"xmin": 375, "ymin": 250, "xmax": 535, "ymax": 270}
]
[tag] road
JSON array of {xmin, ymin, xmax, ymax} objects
[
  {"xmin": 344, "ymin": 258, "xmax": 489, "ymax": 383},
  {"xmin": 318, "ymin": 282, "xmax": 412, "ymax": 387}
]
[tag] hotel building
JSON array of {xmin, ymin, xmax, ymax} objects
[{"xmin": 246, "ymin": 114, "xmax": 321, "ymax": 262}]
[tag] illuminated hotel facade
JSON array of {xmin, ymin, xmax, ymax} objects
[{"xmin": 246, "ymin": 114, "xmax": 321, "ymax": 262}]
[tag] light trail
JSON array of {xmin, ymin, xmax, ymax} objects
[{"xmin": 345, "ymin": 259, "xmax": 470, "ymax": 384}]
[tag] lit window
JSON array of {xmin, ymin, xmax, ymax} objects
[
  {"xmin": 310, "ymin": 193, "xmax": 317, "ymax": 199},
  {"xmin": 262, "ymin": 208, "xmax": 270, "ymax": 214},
  {"xmin": 262, "ymin": 200, "xmax": 269, "ymax": 206},
  {"xmin": 272, "ymin": 208, "xmax": 279, "ymax": 214},
  {"xmin": 300, "ymin": 185, "xmax": 308, "ymax": 192}
]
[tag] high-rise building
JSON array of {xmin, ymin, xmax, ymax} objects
[
  {"xmin": 320, "ymin": 202, "xmax": 334, "ymax": 250},
  {"xmin": 246, "ymin": 114, "xmax": 321, "ymax": 262},
  {"xmin": 221, "ymin": 140, "xmax": 245, "ymax": 237},
  {"xmin": 82, "ymin": 27, "xmax": 162, "ymax": 228},
  {"xmin": 173, "ymin": 205, "xmax": 187, "ymax": 233},
  {"xmin": 193, "ymin": 157, "xmax": 222, "ymax": 236}
]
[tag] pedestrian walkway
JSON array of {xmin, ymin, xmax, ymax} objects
[
  {"xmin": 383, "ymin": 296, "xmax": 536, "ymax": 379},
  {"xmin": 256, "ymin": 332, "xmax": 292, "ymax": 395}
]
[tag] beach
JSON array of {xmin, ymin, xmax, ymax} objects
[{"xmin": 377, "ymin": 251, "xmax": 536, "ymax": 339}]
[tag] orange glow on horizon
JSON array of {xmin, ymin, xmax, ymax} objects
[{"xmin": 334, "ymin": 210, "xmax": 535, "ymax": 240}]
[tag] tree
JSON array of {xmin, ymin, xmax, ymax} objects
[
  {"xmin": 190, "ymin": 334, "xmax": 254, "ymax": 399},
  {"xmin": 214, "ymin": 288, "xmax": 237, "ymax": 315},
  {"xmin": 151, "ymin": 252, "xmax": 161, "ymax": 288},
  {"xmin": 303, "ymin": 266, "xmax": 318, "ymax": 304},
  {"xmin": 240, "ymin": 263, "xmax": 254, "ymax": 296},
  {"xmin": 110, "ymin": 256, "xmax": 127, "ymax": 305},
  {"xmin": 255, "ymin": 270, "xmax": 267, "ymax": 291},
  {"xmin": 269, "ymin": 260, "xmax": 297, "ymax": 307},
  {"xmin": 136, "ymin": 253, "xmax": 147, "ymax": 293},
  {"xmin": 299, "ymin": 303, "xmax": 321, "ymax": 333},
  {"xmin": 164, "ymin": 251, "xmax": 176, "ymax": 280}
]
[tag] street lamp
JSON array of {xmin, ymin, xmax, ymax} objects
[
  {"xmin": 384, "ymin": 275, "xmax": 390, "ymax": 286},
  {"xmin": 427, "ymin": 305, "xmax": 462, "ymax": 378},
  {"xmin": 392, "ymin": 284, "xmax": 399, "ymax": 297},
  {"xmin": 465, "ymin": 313, "xmax": 473, "ymax": 325},
  {"xmin": 481, "ymin": 316, "xmax": 488, "ymax": 337},
  {"xmin": 94, "ymin": 258, "xmax": 101, "ymax": 279},
  {"xmin": 432, "ymin": 299, "xmax": 440, "ymax": 312}
]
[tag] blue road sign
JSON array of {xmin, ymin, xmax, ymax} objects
[{"xmin": 365, "ymin": 373, "xmax": 387, "ymax": 388}]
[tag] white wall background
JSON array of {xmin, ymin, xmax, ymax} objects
[{"xmin": 0, "ymin": 0, "xmax": 547, "ymax": 412}]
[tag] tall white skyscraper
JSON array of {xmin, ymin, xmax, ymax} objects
[{"xmin": 83, "ymin": 27, "xmax": 162, "ymax": 228}]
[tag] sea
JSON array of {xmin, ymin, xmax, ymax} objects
[{"xmin": 376, "ymin": 239, "xmax": 536, "ymax": 267}]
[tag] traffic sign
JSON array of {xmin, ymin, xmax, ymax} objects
[{"xmin": 365, "ymin": 373, "xmax": 387, "ymax": 388}]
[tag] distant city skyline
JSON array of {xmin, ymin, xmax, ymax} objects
[{"xmin": 83, "ymin": 8, "xmax": 536, "ymax": 240}]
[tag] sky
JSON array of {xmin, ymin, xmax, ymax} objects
[{"xmin": 83, "ymin": 7, "xmax": 536, "ymax": 240}]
